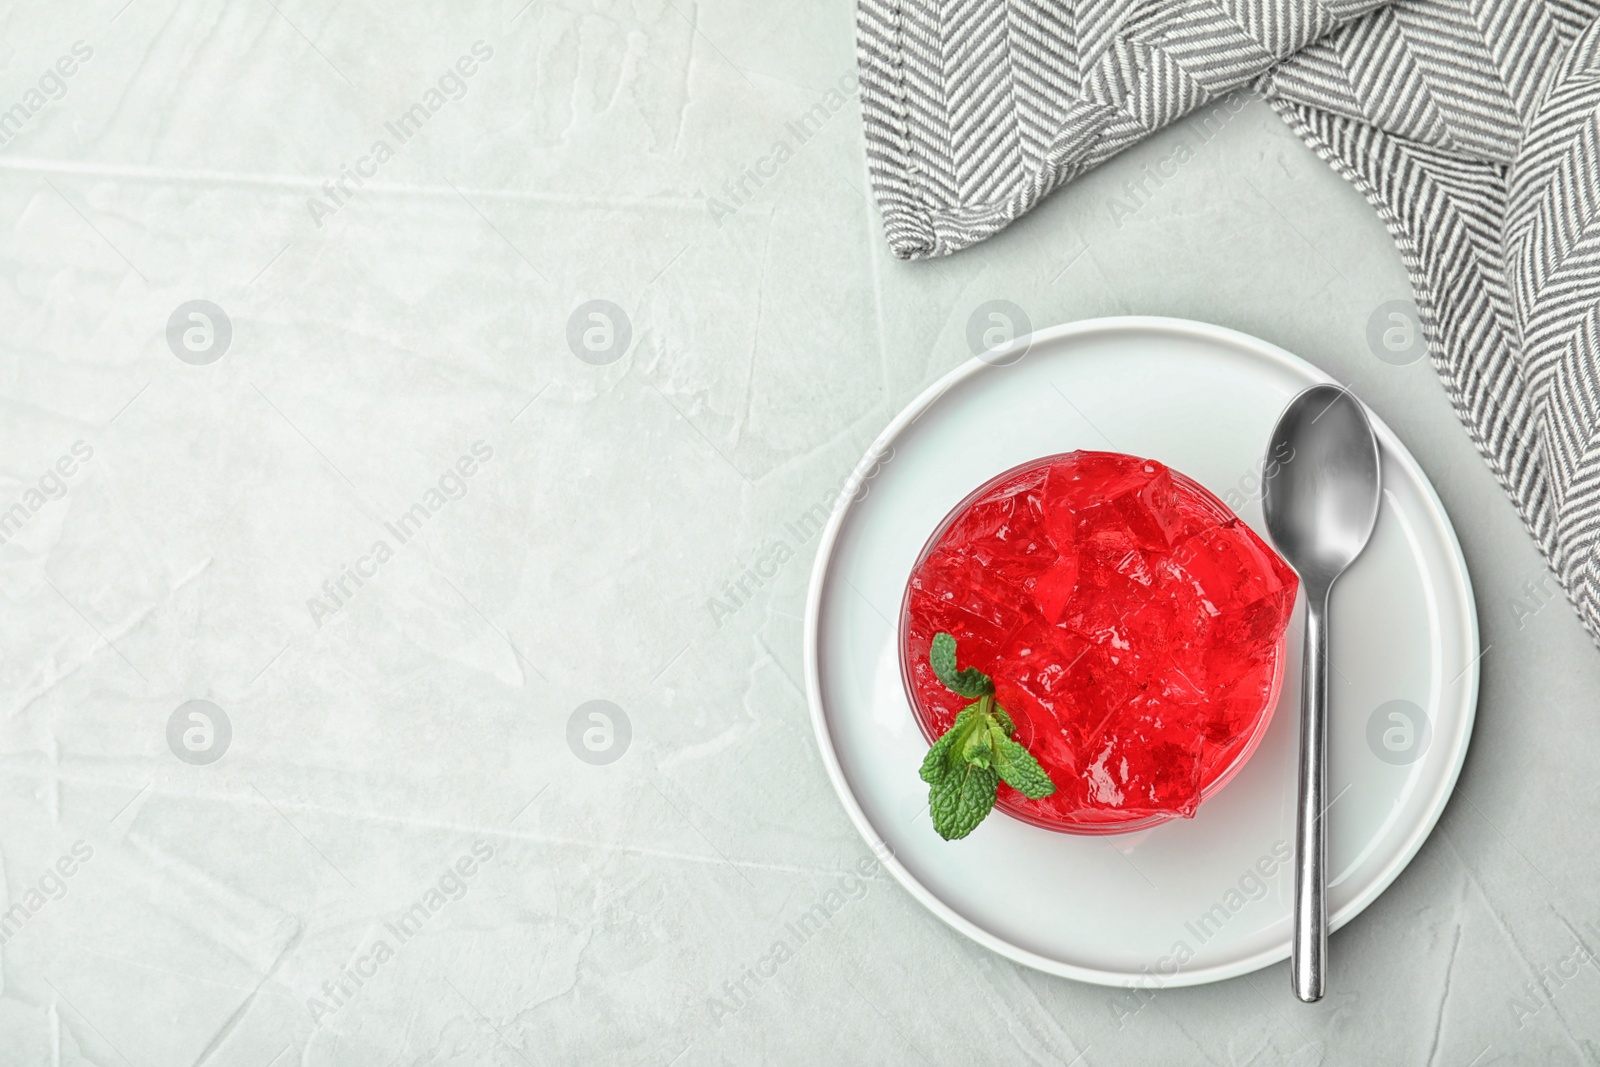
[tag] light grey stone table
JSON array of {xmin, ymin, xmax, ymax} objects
[{"xmin": 2, "ymin": 2, "xmax": 1598, "ymax": 1065}]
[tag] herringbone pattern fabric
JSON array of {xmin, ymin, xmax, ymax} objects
[{"xmin": 857, "ymin": 0, "xmax": 1600, "ymax": 644}]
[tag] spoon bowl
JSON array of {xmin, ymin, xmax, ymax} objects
[
  {"xmin": 1263, "ymin": 387, "xmax": 1383, "ymax": 590},
  {"xmin": 1262, "ymin": 384, "xmax": 1382, "ymax": 1004}
]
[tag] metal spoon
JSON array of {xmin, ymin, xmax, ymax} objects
[{"xmin": 1261, "ymin": 384, "xmax": 1382, "ymax": 1003}]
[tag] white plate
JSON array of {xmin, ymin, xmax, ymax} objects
[{"xmin": 804, "ymin": 317, "xmax": 1478, "ymax": 987}]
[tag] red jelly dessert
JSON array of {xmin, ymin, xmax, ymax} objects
[{"xmin": 901, "ymin": 451, "xmax": 1297, "ymax": 834}]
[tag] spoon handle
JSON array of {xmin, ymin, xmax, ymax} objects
[{"xmin": 1292, "ymin": 591, "xmax": 1330, "ymax": 1002}]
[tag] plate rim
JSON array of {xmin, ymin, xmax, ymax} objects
[{"xmin": 802, "ymin": 314, "xmax": 1480, "ymax": 988}]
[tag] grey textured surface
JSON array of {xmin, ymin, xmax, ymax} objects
[{"xmin": 2, "ymin": 1, "xmax": 1598, "ymax": 1065}]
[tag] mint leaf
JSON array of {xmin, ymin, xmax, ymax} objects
[
  {"xmin": 961, "ymin": 721, "xmax": 996, "ymax": 768},
  {"xmin": 929, "ymin": 761, "xmax": 1000, "ymax": 840},
  {"xmin": 992, "ymin": 728, "xmax": 1056, "ymax": 800},
  {"xmin": 929, "ymin": 632, "xmax": 993, "ymax": 698},
  {"xmin": 990, "ymin": 704, "xmax": 1015, "ymax": 736},
  {"xmin": 919, "ymin": 706, "xmax": 984, "ymax": 785}
]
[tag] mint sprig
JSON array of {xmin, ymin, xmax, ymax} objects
[{"xmin": 920, "ymin": 633, "xmax": 1056, "ymax": 840}]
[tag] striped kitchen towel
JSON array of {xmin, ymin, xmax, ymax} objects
[{"xmin": 856, "ymin": 0, "xmax": 1600, "ymax": 645}]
